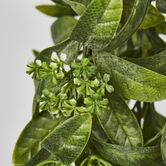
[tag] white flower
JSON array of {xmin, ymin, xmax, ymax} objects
[
  {"xmin": 60, "ymin": 53, "xmax": 67, "ymax": 61},
  {"xmin": 36, "ymin": 60, "xmax": 42, "ymax": 66},
  {"xmin": 64, "ymin": 64, "xmax": 71, "ymax": 72},
  {"xmin": 50, "ymin": 62, "xmax": 58, "ymax": 69},
  {"xmin": 51, "ymin": 52, "xmax": 59, "ymax": 61},
  {"xmin": 77, "ymin": 53, "xmax": 83, "ymax": 60}
]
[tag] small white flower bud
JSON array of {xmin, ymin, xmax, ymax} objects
[
  {"xmin": 64, "ymin": 64, "xmax": 71, "ymax": 72},
  {"xmin": 36, "ymin": 60, "xmax": 42, "ymax": 66},
  {"xmin": 51, "ymin": 52, "xmax": 59, "ymax": 61},
  {"xmin": 60, "ymin": 53, "xmax": 67, "ymax": 61}
]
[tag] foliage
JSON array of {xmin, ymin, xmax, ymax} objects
[{"xmin": 13, "ymin": 0, "xmax": 166, "ymax": 165}]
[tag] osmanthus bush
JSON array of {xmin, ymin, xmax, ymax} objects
[{"xmin": 13, "ymin": 0, "xmax": 166, "ymax": 165}]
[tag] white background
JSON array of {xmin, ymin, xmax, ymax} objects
[{"xmin": 0, "ymin": 0, "xmax": 166, "ymax": 165}]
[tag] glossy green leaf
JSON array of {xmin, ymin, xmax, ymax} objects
[
  {"xmin": 140, "ymin": 5, "xmax": 165, "ymax": 29},
  {"xmin": 92, "ymin": 138, "xmax": 161, "ymax": 166},
  {"xmin": 156, "ymin": 0, "xmax": 166, "ymax": 13},
  {"xmin": 103, "ymin": 0, "xmax": 150, "ymax": 51},
  {"xmin": 42, "ymin": 114, "xmax": 92, "ymax": 164},
  {"xmin": 70, "ymin": 0, "xmax": 123, "ymax": 50},
  {"xmin": 63, "ymin": 0, "xmax": 86, "ymax": 15},
  {"xmin": 51, "ymin": 16, "xmax": 77, "ymax": 44},
  {"xmin": 161, "ymin": 124, "xmax": 166, "ymax": 164},
  {"xmin": 97, "ymin": 93, "xmax": 143, "ymax": 146},
  {"xmin": 12, "ymin": 112, "xmax": 64, "ymax": 166},
  {"xmin": 36, "ymin": 5, "xmax": 76, "ymax": 17},
  {"xmin": 126, "ymin": 50, "xmax": 166, "ymax": 75},
  {"xmin": 96, "ymin": 52, "xmax": 166, "ymax": 102}
]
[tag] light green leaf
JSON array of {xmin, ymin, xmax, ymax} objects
[
  {"xmin": 103, "ymin": 0, "xmax": 150, "ymax": 51},
  {"xmin": 63, "ymin": 0, "xmax": 86, "ymax": 15},
  {"xmin": 126, "ymin": 50, "xmax": 166, "ymax": 75},
  {"xmin": 96, "ymin": 52, "xmax": 166, "ymax": 102},
  {"xmin": 70, "ymin": 0, "xmax": 123, "ymax": 50},
  {"xmin": 161, "ymin": 124, "xmax": 166, "ymax": 164},
  {"xmin": 51, "ymin": 16, "xmax": 77, "ymax": 44},
  {"xmin": 42, "ymin": 114, "xmax": 92, "ymax": 164},
  {"xmin": 36, "ymin": 5, "xmax": 76, "ymax": 17},
  {"xmin": 140, "ymin": 5, "xmax": 165, "ymax": 29},
  {"xmin": 97, "ymin": 93, "xmax": 143, "ymax": 146},
  {"xmin": 156, "ymin": 0, "xmax": 166, "ymax": 13},
  {"xmin": 12, "ymin": 112, "xmax": 64, "ymax": 166},
  {"xmin": 92, "ymin": 138, "xmax": 161, "ymax": 166}
]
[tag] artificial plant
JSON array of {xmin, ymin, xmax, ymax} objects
[{"xmin": 13, "ymin": 0, "xmax": 166, "ymax": 165}]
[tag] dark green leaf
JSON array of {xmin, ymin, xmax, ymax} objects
[
  {"xmin": 156, "ymin": 0, "xmax": 166, "ymax": 13},
  {"xmin": 70, "ymin": 0, "xmax": 123, "ymax": 50},
  {"xmin": 12, "ymin": 112, "xmax": 64, "ymax": 165},
  {"xmin": 92, "ymin": 138, "xmax": 161, "ymax": 166},
  {"xmin": 156, "ymin": 22, "xmax": 166, "ymax": 35},
  {"xmin": 97, "ymin": 93, "xmax": 143, "ymax": 146},
  {"xmin": 42, "ymin": 114, "xmax": 92, "ymax": 164},
  {"xmin": 103, "ymin": 0, "xmax": 150, "ymax": 51},
  {"xmin": 140, "ymin": 5, "xmax": 165, "ymax": 29},
  {"xmin": 143, "ymin": 103, "xmax": 166, "ymax": 142},
  {"xmin": 36, "ymin": 5, "xmax": 76, "ymax": 17},
  {"xmin": 161, "ymin": 124, "xmax": 166, "ymax": 164},
  {"xmin": 51, "ymin": 16, "xmax": 77, "ymax": 44},
  {"xmin": 126, "ymin": 50, "xmax": 166, "ymax": 75},
  {"xmin": 96, "ymin": 52, "xmax": 166, "ymax": 102},
  {"xmin": 63, "ymin": 0, "xmax": 86, "ymax": 15}
]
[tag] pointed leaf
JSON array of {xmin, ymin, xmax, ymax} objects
[
  {"xmin": 42, "ymin": 114, "xmax": 92, "ymax": 164},
  {"xmin": 92, "ymin": 138, "xmax": 161, "ymax": 166},
  {"xmin": 97, "ymin": 93, "xmax": 143, "ymax": 146},
  {"xmin": 140, "ymin": 5, "xmax": 165, "ymax": 29},
  {"xmin": 97, "ymin": 52, "xmax": 166, "ymax": 102},
  {"xmin": 51, "ymin": 16, "xmax": 77, "ymax": 44},
  {"xmin": 36, "ymin": 5, "xmax": 76, "ymax": 17},
  {"xmin": 12, "ymin": 112, "xmax": 64, "ymax": 165},
  {"xmin": 103, "ymin": 0, "xmax": 150, "ymax": 51},
  {"xmin": 63, "ymin": 0, "xmax": 86, "ymax": 15},
  {"xmin": 126, "ymin": 50, "xmax": 166, "ymax": 75},
  {"xmin": 70, "ymin": 0, "xmax": 123, "ymax": 50}
]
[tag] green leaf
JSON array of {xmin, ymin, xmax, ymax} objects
[
  {"xmin": 97, "ymin": 93, "xmax": 143, "ymax": 146},
  {"xmin": 156, "ymin": 22, "xmax": 166, "ymax": 35},
  {"xmin": 70, "ymin": 0, "xmax": 123, "ymax": 50},
  {"xmin": 36, "ymin": 5, "xmax": 76, "ymax": 17},
  {"xmin": 126, "ymin": 50, "xmax": 166, "ymax": 75},
  {"xmin": 156, "ymin": 0, "xmax": 166, "ymax": 13},
  {"xmin": 103, "ymin": 0, "xmax": 150, "ymax": 51},
  {"xmin": 36, "ymin": 39, "xmax": 79, "ymax": 64},
  {"xmin": 140, "ymin": 5, "xmax": 165, "ymax": 29},
  {"xmin": 96, "ymin": 52, "xmax": 166, "ymax": 102},
  {"xmin": 80, "ymin": 155, "xmax": 112, "ymax": 166},
  {"xmin": 42, "ymin": 114, "xmax": 92, "ymax": 164},
  {"xmin": 161, "ymin": 124, "xmax": 166, "ymax": 164},
  {"xmin": 12, "ymin": 112, "xmax": 64, "ymax": 166},
  {"xmin": 51, "ymin": 16, "xmax": 77, "ymax": 44},
  {"xmin": 143, "ymin": 103, "xmax": 166, "ymax": 142},
  {"xmin": 32, "ymin": 80, "xmax": 45, "ymax": 118},
  {"xmin": 92, "ymin": 138, "xmax": 161, "ymax": 166},
  {"xmin": 63, "ymin": 0, "xmax": 86, "ymax": 15}
]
